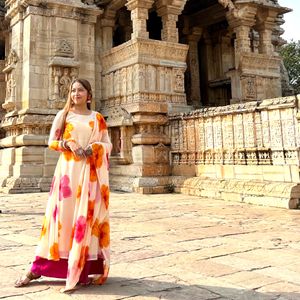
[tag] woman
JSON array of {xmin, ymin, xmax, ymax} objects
[{"xmin": 15, "ymin": 79, "xmax": 112, "ymax": 292}]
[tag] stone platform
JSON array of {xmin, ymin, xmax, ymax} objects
[{"xmin": 0, "ymin": 192, "xmax": 300, "ymax": 299}]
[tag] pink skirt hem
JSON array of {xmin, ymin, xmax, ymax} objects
[{"xmin": 31, "ymin": 256, "xmax": 104, "ymax": 284}]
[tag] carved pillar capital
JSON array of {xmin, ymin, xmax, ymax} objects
[
  {"xmin": 126, "ymin": 0, "xmax": 154, "ymax": 39},
  {"xmin": 226, "ymin": 4, "xmax": 257, "ymax": 53},
  {"xmin": 156, "ymin": 5, "xmax": 182, "ymax": 43},
  {"xmin": 255, "ymin": 8, "xmax": 279, "ymax": 54},
  {"xmin": 100, "ymin": 17, "xmax": 115, "ymax": 51}
]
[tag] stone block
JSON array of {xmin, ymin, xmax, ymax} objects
[
  {"xmin": 221, "ymin": 192, "xmax": 243, "ymax": 202},
  {"xmin": 15, "ymin": 146, "xmax": 44, "ymax": 163},
  {"xmin": 262, "ymin": 165, "xmax": 286, "ymax": 182},
  {"xmin": 13, "ymin": 164, "xmax": 43, "ymax": 177},
  {"xmin": 43, "ymin": 165, "xmax": 56, "ymax": 177},
  {"xmin": 195, "ymin": 165, "xmax": 216, "ymax": 177},
  {"xmin": 110, "ymin": 163, "xmax": 170, "ymax": 177},
  {"xmin": 0, "ymin": 148, "xmax": 15, "ymax": 165},
  {"xmin": 172, "ymin": 165, "xmax": 195, "ymax": 176},
  {"xmin": 44, "ymin": 148, "xmax": 59, "ymax": 165},
  {"xmin": 132, "ymin": 144, "xmax": 169, "ymax": 164},
  {"xmin": 234, "ymin": 165, "xmax": 263, "ymax": 176},
  {"xmin": 290, "ymin": 165, "xmax": 300, "ymax": 182},
  {"xmin": 220, "ymin": 165, "xmax": 235, "ymax": 179},
  {"xmin": 243, "ymin": 196, "xmax": 296, "ymax": 209}
]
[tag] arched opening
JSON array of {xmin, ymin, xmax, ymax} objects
[
  {"xmin": 178, "ymin": 0, "xmax": 233, "ymax": 108},
  {"xmin": 147, "ymin": 10, "xmax": 162, "ymax": 40},
  {"xmin": 0, "ymin": 39, "xmax": 5, "ymax": 60},
  {"xmin": 113, "ymin": 7, "xmax": 132, "ymax": 47}
]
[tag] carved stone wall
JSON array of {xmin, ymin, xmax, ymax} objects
[
  {"xmin": 0, "ymin": 0, "xmax": 296, "ymax": 204},
  {"xmin": 0, "ymin": 0, "xmax": 101, "ymax": 192},
  {"xmin": 101, "ymin": 37, "xmax": 188, "ymax": 193},
  {"xmin": 169, "ymin": 95, "xmax": 300, "ymax": 208}
]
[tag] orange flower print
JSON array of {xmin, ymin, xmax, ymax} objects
[
  {"xmin": 101, "ymin": 184, "xmax": 109, "ymax": 209},
  {"xmin": 58, "ymin": 221, "xmax": 62, "ymax": 238},
  {"xmin": 92, "ymin": 143, "xmax": 104, "ymax": 169},
  {"xmin": 89, "ymin": 159, "xmax": 97, "ymax": 182},
  {"xmin": 89, "ymin": 121, "xmax": 94, "ymax": 129},
  {"xmin": 49, "ymin": 141, "xmax": 60, "ymax": 151},
  {"xmin": 92, "ymin": 219, "xmax": 100, "ymax": 237},
  {"xmin": 76, "ymin": 185, "xmax": 82, "ymax": 200},
  {"xmin": 50, "ymin": 242, "xmax": 59, "ymax": 260},
  {"xmin": 40, "ymin": 217, "xmax": 48, "ymax": 239},
  {"xmin": 96, "ymin": 113, "xmax": 107, "ymax": 131},
  {"xmin": 69, "ymin": 226, "xmax": 75, "ymax": 250},
  {"xmin": 78, "ymin": 246, "xmax": 89, "ymax": 269},
  {"xmin": 63, "ymin": 150, "xmax": 82, "ymax": 162},
  {"xmin": 63, "ymin": 123, "xmax": 74, "ymax": 140},
  {"xmin": 87, "ymin": 200, "xmax": 95, "ymax": 225},
  {"xmin": 99, "ymin": 221, "xmax": 110, "ymax": 248}
]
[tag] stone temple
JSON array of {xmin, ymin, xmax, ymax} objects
[{"xmin": 0, "ymin": 0, "xmax": 299, "ymax": 209}]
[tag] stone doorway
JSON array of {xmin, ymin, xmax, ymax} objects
[{"xmin": 179, "ymin": 0, "xmax": 233, "ymax": 108}]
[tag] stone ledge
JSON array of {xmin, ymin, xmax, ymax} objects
[{"xmin": 171, "ymin": 176, "xmax": 300, "ymax": 209}]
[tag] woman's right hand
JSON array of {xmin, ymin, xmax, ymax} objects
[{"xmin": 66, "ymin": 140, "xmax": 86, "ymax": 159}]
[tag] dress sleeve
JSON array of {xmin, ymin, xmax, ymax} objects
[{"xmin": 48, "ymin": 110, "xmax": 66, "ymax": 152}]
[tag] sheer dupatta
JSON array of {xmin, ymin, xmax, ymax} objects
[{"xmin": 64, "ymin": 112, "xmax": 112, "ymax": 290}]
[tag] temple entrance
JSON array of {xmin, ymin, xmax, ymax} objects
[{"xmin": 178, "ymin": 0, "xmax": 233, "ymax": 108}]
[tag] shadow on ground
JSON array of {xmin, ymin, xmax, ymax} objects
[{"xmin": 35, "ymin": 277, "xmax": 299, "ymax": 299}]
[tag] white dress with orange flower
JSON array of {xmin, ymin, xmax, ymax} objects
[{"xmin": 32, "ymin": 110, "xmax": 112, "ymax": 290}]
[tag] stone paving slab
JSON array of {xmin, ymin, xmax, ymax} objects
[{"xmin": 0, "ymin": 191, "xmax": 300, "ymax": 299}]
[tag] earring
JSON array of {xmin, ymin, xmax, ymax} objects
[{"xmin": 87, "ymin": 98, "xmax": 91, "ymax": 104}]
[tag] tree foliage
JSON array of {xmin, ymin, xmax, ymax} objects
[{"xmin": 280, "ymin": 40, "xmax": 300, "ymax": 94}]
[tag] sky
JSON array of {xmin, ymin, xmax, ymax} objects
[{"xmin": 279, "ymin": 0, "xmax": 300, "ymax": 41}]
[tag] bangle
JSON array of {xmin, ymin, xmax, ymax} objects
[{"xmin": 62, "ymin": 140, "xmax": 69, "ymax": 150}]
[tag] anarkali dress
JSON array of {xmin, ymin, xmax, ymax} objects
[{"xmin": 30, "ymin": 109, "xmax": 112, "ymax": 290}]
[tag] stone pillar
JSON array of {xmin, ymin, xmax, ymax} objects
[
  {"xmin": 226, "ymin": 5, "xmax": 257, "ymax": 103},
  {"xmin": 0, "ymin": 0, "xmax": 101, "ymax": 193},
  {"xmin": 226, "ymin": 6, "xmax": 257, "ymax": 54},
  {"xmin": 186, "ymin": 27, "xmax": 202, "ymax": 108},
  {"xmin": 126, "ymin": 0, "xmax": 154, "ymax": 39},
  {"xmin": 101, "ymin": 10, "xmax": 115, "ymax": 51},
  {"xmin": 256, "ymin": 8, "xmax": 278, "ymax": 55},
  {"xmin": 156, "ymin": 3, "xmax": 183, "ymax": 43}
]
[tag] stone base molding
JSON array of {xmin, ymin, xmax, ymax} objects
[
  {"xmin": 109, "ymin": 173, "xmax": 171, "ymax": 194},
  {"xmin": 172, "ymin": 176, "xmax": 300, "ymax": 209}
]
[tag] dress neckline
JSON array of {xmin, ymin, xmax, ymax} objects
[{"xmin": 69, "ymin": 110, "xmax": 93, "ymax": 116}]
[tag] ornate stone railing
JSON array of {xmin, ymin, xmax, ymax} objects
[
  {"xmin": 101, "ymin": 37, "xmax": 189, "ymax": 114},
  {"xmin": 169, "ymin": 96, "xmax": 300, "ymax": 167},
  {"xmin": 168, "ymin": 96, "xmax": 300, "ymax": 208}
]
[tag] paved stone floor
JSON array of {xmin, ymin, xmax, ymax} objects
[{"xmin": 0, "ymin": 192, "xmax": 300, "ymax": 300}]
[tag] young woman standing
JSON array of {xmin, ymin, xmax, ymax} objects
[{"xmin": 15, "ymin": 79, "xmax": 112, "ymax": 292}]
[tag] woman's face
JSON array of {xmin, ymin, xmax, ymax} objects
[{"xmin": 71, "ymin": 81, "xmax": 89, "ymax": 107}]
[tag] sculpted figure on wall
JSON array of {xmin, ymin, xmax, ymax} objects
[{"xmin": 59, "ymin": 68, "xmax": 71, "ymax": 99}]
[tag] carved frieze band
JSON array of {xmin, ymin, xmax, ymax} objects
[{"xmin": 169, "ymin": 96, "xmax": 300, "ymax": 166}]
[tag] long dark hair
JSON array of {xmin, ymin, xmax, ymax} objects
[{"xmin": 59, "ymin": 78, "xmax": 93, "ymax": 138}]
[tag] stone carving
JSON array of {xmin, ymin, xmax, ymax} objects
[
  {"xmin": 173, "ymin": 68, "xmax": 184, "ymax": 93},
  {"xmin": 6, "ymin": 73, "xmax": 16, "ymax": 100},
  {"xmin": 242, "ymin": 77, "xmax": 256, "ymax": 99},
  {"xmin": 169, "ymin": 96, "xmax": 299, "ymax": 167},
  {"xmin": 59, "ymin": 68, "xmax": 72, "ymax": 99},
  {"xmin": 55, "ymin": 39, "xmax": 74, "ymax": 58},
  {"xmin": 49, "ymin": 66, "xmax": 78, "ymax": 108},
  {"xmin": 5, "ymin": 49, "xmax": 18, "ymax": 68}
]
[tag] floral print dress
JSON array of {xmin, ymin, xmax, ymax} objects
[{"xmin": 32, "ymin": 110, "xmax": 112, "ymax": 290}]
